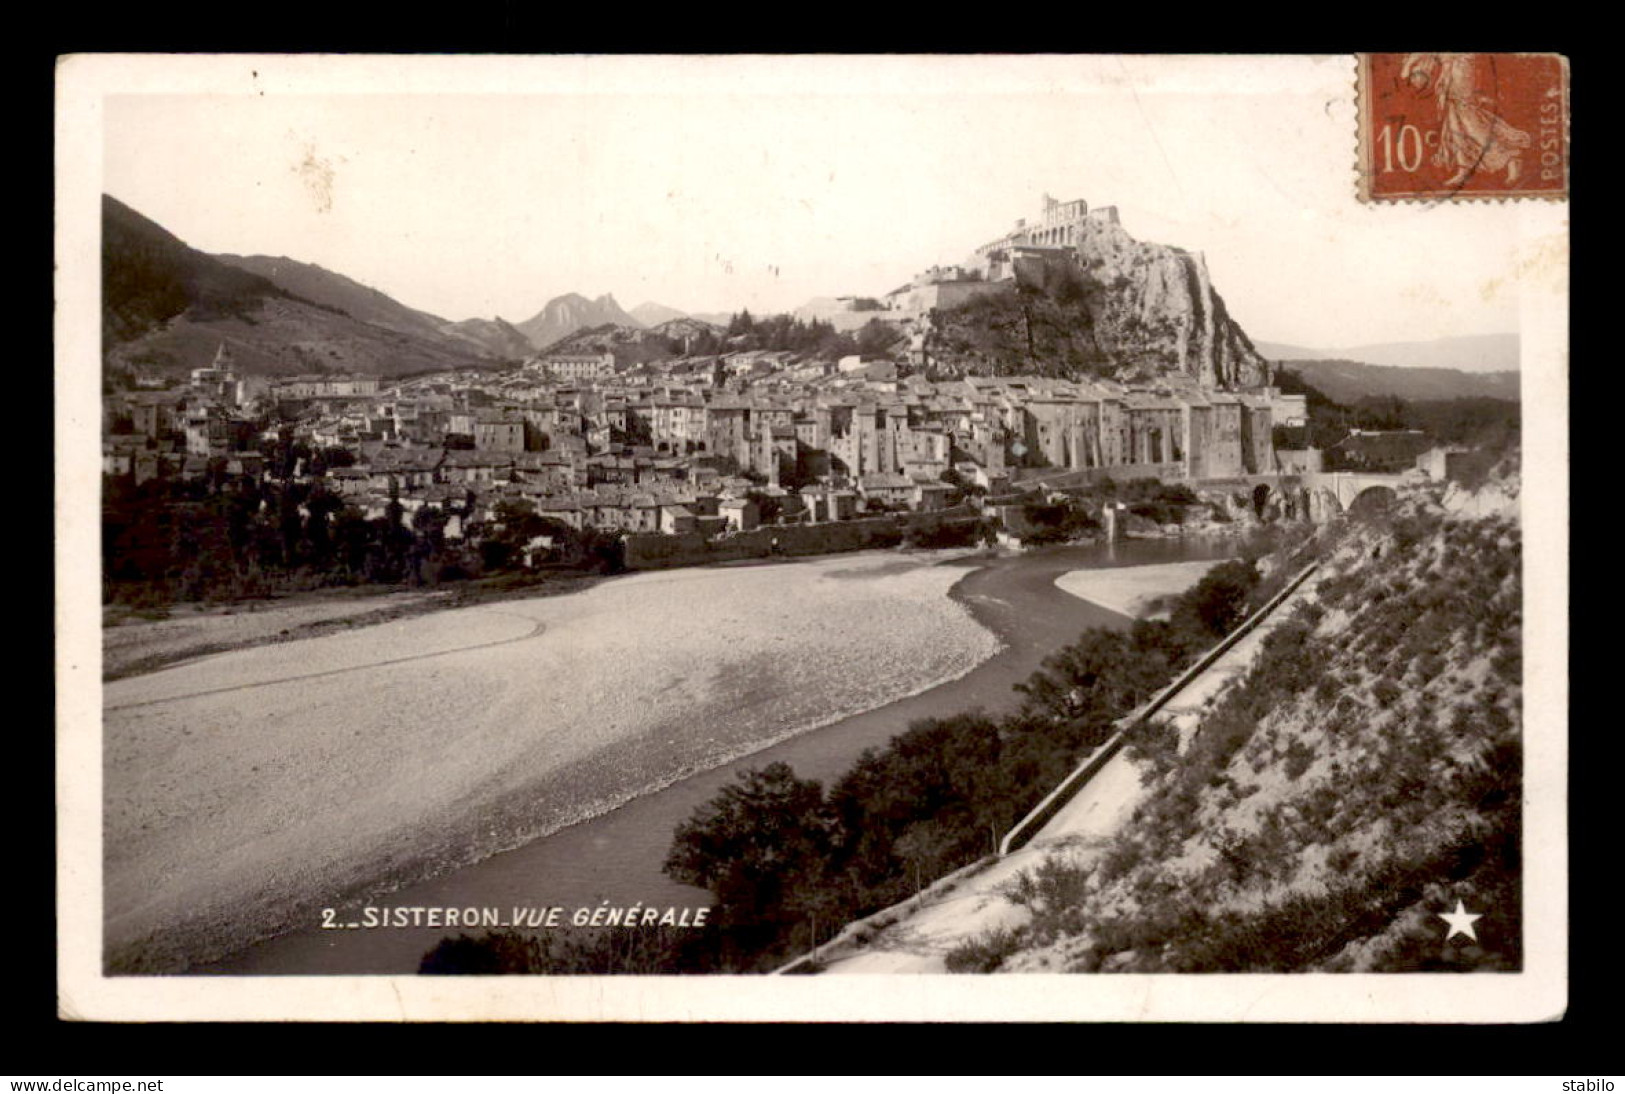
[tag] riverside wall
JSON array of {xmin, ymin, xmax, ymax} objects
[
  {"xmin": 996, "ymin": 559, "xmax": 1321, "ymax": 855},
  {"xmin": 622, "ymin": 508, "xmax": 986, "ymax": 570},
  {"xmin": 1013, "ymin": 462, "xmax": 1187, "ymax": 490}
]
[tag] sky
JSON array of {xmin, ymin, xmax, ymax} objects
[{"xmin": 92, "ymin": 54, "xmax": 1565, "ymax": 350}]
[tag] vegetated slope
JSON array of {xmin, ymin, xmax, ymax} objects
[
  {"xmin": 216, "ymin": 254, "xmax": 458, "ymax": 346},
  {"xmin": 439, "ymin": 316, "xmax": 535, "ymax": 360},
  {"xmin": 1282, "ymin": 359, "xmax": 1520, "ymax": 404},
  {"xmin": 219, "ymin": 255, "xmax": 538, "ymax": 362},
  {"xmin": 538, "ymin": 322, "xmax": 684, "ymax": 367},
  {"xmin": 956, "ymin": 475, "xmax": 1523, "ymax": 973},
  {"xmin": 1271, "ymin": 370, "xmax": 1521, "ymax": 457},
  {"xmin": 103, "ymin": 195, "xmax": 494, "ymax": 378},
  {"xmin": 925, "ymin": 271, "xmax": 1111, "ymax": 381},
  {"xmin": 103, "ymin": 194, "xmax": 290, "ymax": 347},
  {"xmin": 649, "ymin": 316, "xmax": 724, "ymax": 343}
]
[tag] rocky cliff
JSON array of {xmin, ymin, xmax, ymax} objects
[
  {"xmin": 1070, "ymin": 214, "xmax": 1269, "ymax": 389},
  {"xmin": 927, "ymin": 214, "xmax": 1271, "ymax": 390},
  {"xmin": 517, "ymin": 292, "xmax": 640, "ymax": 351}
]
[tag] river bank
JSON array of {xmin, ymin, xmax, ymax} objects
[
  {"xmin": 102, "ymin": 571, "xmax": 610, "ymax": 681},
  {"xmin": 105, "ymin": 548, "xmax": 1000, "ymax": 973},
  {"xmin": 195, "ymin": 535, "xmax": 1243, "ymax": 975},
  {"xmin": 1054, "ymin": 559, "xmax": 1225, "ymax": 618}
]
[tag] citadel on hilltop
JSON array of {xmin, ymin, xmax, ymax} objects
[
  {"xmin": 880, "ymin": 197, "xmax": 1114, "ymax": 319},
  {"xmin": 973, "ymin": 195, "xmax": 1117, "ymax": 270}
]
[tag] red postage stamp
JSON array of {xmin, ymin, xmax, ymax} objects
[{"xmin": 1358, "ymin": 52, "xmax": 1569, "ymax": 202}]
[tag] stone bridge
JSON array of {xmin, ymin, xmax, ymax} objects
[
  {"xmin": 1300, "ymin": 470, "xmax": 1408, "ymax": 511},
  {"xmin": 1190, "ymin": 470, "xmax": 1407, "ymax": 523}
]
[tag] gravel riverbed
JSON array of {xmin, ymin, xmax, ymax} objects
[{"xmin": 102, "ymin": 550, "xmax": 1000, "ymax": 972}]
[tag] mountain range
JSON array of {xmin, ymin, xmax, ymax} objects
[
  {"xmin": 103, "ymin": 196, "xmax": 502, "ymax": 377},
  {"xmin": 101, "ymin": 193, "xmax": 1520, "ymax": 399},
  {"xmin": 1253, "ymin": 333, "xmax": 1519, "ymax": 374},
  {"xmin": 629, "ymin": 301, "xmax": 690, "ymax": 327},
  {"xmin": 102, "ymin": 194, "xmax": 719, "ymax": 374},
  {"xmin": 1277, "ymin": 358, "xmax": 1520, "ymax": 404},
  {"xmin": 514, "ymin": 293, "xmax": 640, "ymax": 351}
]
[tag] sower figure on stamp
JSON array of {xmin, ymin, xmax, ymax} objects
[{"xmin": 1402, "ymin": 52, "xmax": 1533, "ymax": 187}]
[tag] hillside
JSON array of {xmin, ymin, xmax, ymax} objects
[
  {"xmin": 926, "ymin": 217, "xmax": 1269, "ymax": 388},
  {"xmin": 1281, "ymin": 359, "xmax": 1520, "ymax": 404},
  {"xmin": 220, "ymin": 253, "xmax": 533, "ymax": 361},
  {"xmin": 215, "ymin": 253, "xmax": 459, "ymax": 347},
  {"xmin": 515, "ymin": 292, "xmax": 639, "ymax": 350},
  {"xmin": 630, "ymin": 301, "xmax": 688, "ymax": 327},
  {"xmin": 103, "ymin": 195, "xmax": 496, "ymax": 378},
  {"xmin": 1257, "ymin": 334, "xmax": 1519, "ymax": 374},
  {"xmin": 103, "ymin": 195, "xmax": 291, "ymax": 347},
  {"xmin": 943, "ymin": 475, "xmax": 1523, "ymax": 973},
  {"xmin": 439, "ymin": 316, "xmax": 535, "ymax": 360},
  {"xmin": 539, "ymin": 322, "xmax": 682, "ymax": 367},
  {"xmin": 107, "ymin": 295, "xmax": 504, "ymax": 378},
  {"xmin": 649, "ymin": 316, "xmax": 723, "ymax": 343}
]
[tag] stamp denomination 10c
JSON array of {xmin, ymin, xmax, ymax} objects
[{"xmin": 1358, "ymin": 52, "xmax": 1569, "ymax": 202}]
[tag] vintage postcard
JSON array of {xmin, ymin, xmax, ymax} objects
[{"xmin": 56, "ymin": 54, "xmax": 1568, "ymax": 1022}]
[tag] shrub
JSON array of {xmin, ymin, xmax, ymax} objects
[
  {"xmin": 944, "ymin": 926, "xmax": 1026, "ymax": 973},
  {"xmin": 1283, "ymin": 738, "xmax": 1316, "ymax": 780}
]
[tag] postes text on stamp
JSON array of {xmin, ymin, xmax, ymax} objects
[{"xmin": 1358, "ymin": 52, "xmax": 1569, "ymax": 202}]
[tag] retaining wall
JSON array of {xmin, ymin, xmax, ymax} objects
[
  {"xmin": 995, "ymin": 560, "xmax": 1320, "ymax": 854},
  {"xmin": 622, "ymin": 508, "xmax": 984, "ymax": 570},
  {"xmin": 1013, "ymin": 462, "xmax": 1187, "ymax": 490}
]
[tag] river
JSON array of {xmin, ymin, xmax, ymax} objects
[{"xmin": 195, "ymin": 535, "xmax": 1243, "ymax": 975}]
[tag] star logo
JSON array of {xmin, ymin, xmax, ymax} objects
[{"xmin": 1438, "ymin": 900, "xmax": 1482, "ymax": 942}]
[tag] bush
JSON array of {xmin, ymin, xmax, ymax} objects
[
  {"xmin": 944, "ymin": 926, "xmax": 1026, "ymax": 973},
  {"xmin": 1283, "ymin": 738, "xmax": 1316, "ymax": 780}
]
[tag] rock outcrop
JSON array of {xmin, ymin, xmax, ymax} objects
[
  {"xmin": 1070, "ymin": 213, "xmax": 1270, "ymax": 389},
  {"xmin": 517, "ymin": 292, "xmax": 640, "ymax": 352}
]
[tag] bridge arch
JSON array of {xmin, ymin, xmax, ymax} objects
[{"xmin": 1348, "ymin": 484, "xmax": 1397, "ymax": 518}]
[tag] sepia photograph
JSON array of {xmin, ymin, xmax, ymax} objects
[{"xmin": 55, "ymin": 53, "xmax": 1568, "ymax": 1022}]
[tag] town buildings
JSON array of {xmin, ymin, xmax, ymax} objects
[
  {"xmin": 100, "ymin": 196, "xmax": 1316, "ymax": 547},
  {"xmin": 105, "ymin": 336, "xmax": 1302, "ymax": 545}
]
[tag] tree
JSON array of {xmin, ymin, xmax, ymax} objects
[
  {"xmin": 855, "ymin": 319, "xmax": 899, "ymax": 358},
  {"xmin": 1171, "ymin": 559, "xmax": 1260, "ymax": 642},
  {"xmin": 1016, "ymin": 629, "xmax": 1141, "ymax": 728},
  {"xmin": 664, "ymin": 763, "xmax": 831, "ymax": 922}
]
